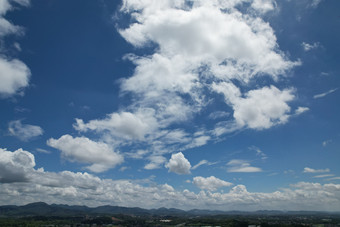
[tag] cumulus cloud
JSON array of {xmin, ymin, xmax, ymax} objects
[
  {"xmin": 165, "ymin": 152, "xmax": 191, "ymax": 175},
  {"xmin": 303, "ymin": 167, "xmax": 330, "ymax": 174},
  {"xmin": 8, "ymin": 120, "xmax": 43, "ymax": 141},
  {"xmin": 227, "ymin": 159, "xmax": 262, "ymax": 173},
  {"xmin": 193, "ymin": 176, "xmax": 232, "ymax": 191},
  {"xmin": 74, "ymin": 110, "xmax": 158, "ymax": 141},
  {"xmin": 313, "ymin": 88, "xmax": 338, "ymax": 99},
  {"xmin": 0, "ymin": 0, "xmax": 31, "ymax": 97},
  {"xmin": 213, "ymin": 84, "xmax": 294, "ymax": 130},
  {"xmin": 0, "ymin": 148, "xmax": 35, "ymax": 183},
  {"xmin": 65, "ymin": 0, "xmax": 300, "ymax": 166},
  {"xmin": 47, "ymin": 135, "xmax": 123, "ymax": 173},
  {"xmin": 0, "ymin": 56, "xmax": 31, "ymax": 97},
  {"xmin": 251, "ymin": 0, "xmax": 276, "ymax": 14},
  {"xmin": 1, "ymin": 147, "xmax": 340, "ymax": 211}
]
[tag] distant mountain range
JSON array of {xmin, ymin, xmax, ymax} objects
[{"xmin": 0, "ymin": 202, "xmax": 339, "ymax": 218}]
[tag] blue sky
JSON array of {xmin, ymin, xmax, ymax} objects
[{"xmin": 0, "ymin": 0, "xmax": 340, "ymax": 211}]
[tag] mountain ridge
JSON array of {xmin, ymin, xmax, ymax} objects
[{"xmin": 0, "ymin": 202, "xmax": 339, "ymax": 218}]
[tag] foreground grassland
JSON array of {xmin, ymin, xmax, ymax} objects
[{"xmin": 1, "ymin": 214, "xmax": 340, "ymax": 227}]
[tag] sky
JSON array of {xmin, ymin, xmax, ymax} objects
[{"xmin": 0, "ymin": 0, "xmax": 340, "ymax": 211}]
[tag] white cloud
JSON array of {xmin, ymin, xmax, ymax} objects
[
  {"xmin": 251, "ymin": 0, "xmax": 276, "ymax": 14},
  {"xmin": 120, "ymin": 0, "xmax": 296, "ymax": 79},
  {"xmin": 303, "ymin": 167, "xmax": 330, "ymax": 174},
  {"xmin": 249, "ymin": 146, "xmax": 267, "ymax": 160},
  {"xmin": 0, "ymin": 148, "xmax": 35, "ymax": 183},
  {"xmin": 36, "ymin": 148, "xmax": 51, "ymax": 154},
  {"xmin": 213, "ymin": 83, "xmax": 295, "ymax": 130},
  {"xmin": 227, "ymin": 159, "xmax": 262, "ymax": 173},
  {"xmin": 47, "ymin": 135, "xmax": 123, "ymax": 173},
  {"xmin": 208, "ymin": 111, "xmax": 230, "ymax": 120},
  {"xmin": 192, "ymin": 160, "xmax": 208, "ymax": 170},
  {"xmin": 295, "ymin": 106, "xmax": 309, "ymax": 115},
  {"xmin": 65, "ymin": 0, "xmax": 299, "ymax": 161},
  {"xmin": 310, "ymin": 0, "xmax": 323, "ymax": 8},
  {"xmin": 313, "ymin": 174, "xmax": 334, "ymax": 178},
  {"xmin": 213, "ymin": 120, "xmax": 242, "ymax": 136},
  {"xmin": 313, "ymin": 88, "xmax": 338, "ymax": 99},
  {"xmin": 0, "ymin": 58, "xmax": 31, "ymax": 97},
  {"xmin": 0, "ymin": 0, "xmax": 29, "ymax": 36},
  {"xmin": 192, "ymin": 159, "xmax": 217, "ymax": 170},
  {"xmin": 0, "ymin": 0, "xmax": 30, "ymax": 97},
  {"xmin": 8, "ymin": 120, "xmax": 43, "ymax": 141},
  {"xmin": 118, "ymin": 0, "xmax": 298, "ymax": 134},
  {"xmin": 322, "ymin": 139, "xmax": 332, "ymax": 147},
  {"xmin": 327, "ymin": 177, "xmax": 340, "ymax": 181},
  {"xmin": 74, "ymin": 110, "xmax": 158, "ymax": 141},
  {"xmin": 144, "ymin": 155, "xmax": 166, "ymax": 170},
  {"xmin": 165, "ymin": 152, "xmax": 191, "ymax": 175},
  {"xmin": 193, "ymin": 176, "xmax": 232, "ymax": 191},
  {"xmin": 1, "ymin": 148, "xmax": 340, "ymax": 211},
  {"xmin": 126, "ymin": 149, "xmax": 150, "ymax": 159},
  {"xmin": 301, "ymin": 42, "xmax": 320, "ymax": 51}
]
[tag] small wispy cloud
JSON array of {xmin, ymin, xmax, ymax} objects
[
  {"xmin": 302, "ymin": 42, "xmax": 320, "ymax": 51},
  {"xmin": 295, "ymin": 107, "xmax": 309, "ymax": 115},
  {"xmin": 303, "ymin": 167, "xmax": 330, "ymax": 173},
  {"xmin": 119, "ymin": 166, "xmax": 129, "ymax": 172},
  {"xmin": 326, "ymin": 177, "xmax": 340, "ymax": 181},
  {"xmin": 8, "ymin": 120, "xmax": 44, "ymax": 141},
  {"xmin": 310, "ymin": 0, "xmax": 323, "ymax": 8},
  {"xmin": 313, "ymin": 88, "xmax": 338, "ymax": 99},
  {"xmin": 192, "ymin": 160, "xmax": 208, "ymax": 170},
  {"xmin": 249, "ymin": 146, "xmax": 268, "ymax": 160},
  {"xmin": 226, "ymin": 159, "xmax": 262, "ymax": 173},
  {"xmin": 208, "ymin": 111, "xmax": 230, "ymax": 120},
  {"xmin": 313, "ymin": 174, "xmax": 334, "ymax": 178},
  {"xmin": 192, "ymin": 160, "xmax": 217, "ymax": 170},
  {"xmin": 322, "ymin": 139, "xmax": 332, "ymax": 147},
  {"xmin": 36, "ymin": 148, "xmax": 51, "ymax": 154}
]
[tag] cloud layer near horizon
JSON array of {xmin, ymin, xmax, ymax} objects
[{"xmin": 0, "ymin": 148, "xmax": 340, "ymax": 211}]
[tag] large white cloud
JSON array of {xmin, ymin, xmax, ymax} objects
[
  {"xmin": 69, "ymin": 0, "xmax": 301, "ymax": 168},
  {"xmin": 213, "ymin": 83, "xmax": 295, "ymax": 130},
  {"xmin": 47, "ymin": 135, "xmax": 124, "ymax": 173},
  {"xmin": 0, "ymin": 148, "xmax": 35, "ymax": 183},
  {"xmin": 8, "ymin": 120, "xmax": 43, "ymax": 141},
  {"xmin": 120, "ymin": 0, "xmax": 297, "ymax": 81},
  {"xmin": 165, "ymin": 152, "xmax": 191, "ymax": 175},
  {"xmin": 0, "ymin": 57, "xmax": 31, "ymax": 96},
  {"xmin": 193, "ymin": 176, "xmax": 232, "ymax": 191}
]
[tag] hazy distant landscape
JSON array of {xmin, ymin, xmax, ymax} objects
[{"xmin": 1, "ymin": 202, "xmax": 340, "ymax": 226}]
